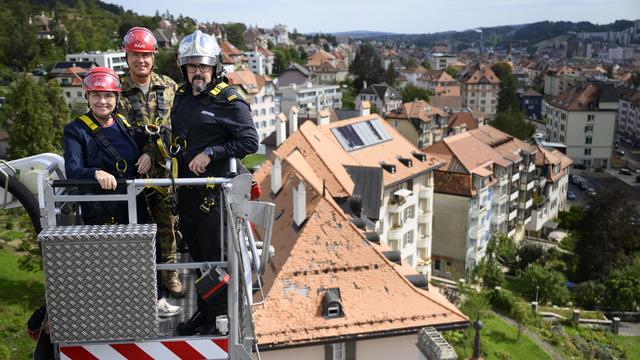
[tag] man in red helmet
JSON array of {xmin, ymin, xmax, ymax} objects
[{"xmin": 118, "ymin": 27, "xmax": 184, "ymax": 298}]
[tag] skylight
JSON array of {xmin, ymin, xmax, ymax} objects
[{"xmin": 331, "ymin": 119, "xmax": 392, "ymax": 151}]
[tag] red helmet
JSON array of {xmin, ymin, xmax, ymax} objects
[
  {"xmin": 123, "ymin": 27, "xmax": 157, "ymax": 53},
  {"xmin": 83, "ymin": 67, "xmax": 122, "ymax": 93}
]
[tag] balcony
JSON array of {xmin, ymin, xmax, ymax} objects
[
  {"xmin": 512, "ymin": 172, "xmax": 520, "ymax": 182},
  {"xmin": 499, "ymin": 176, "xmax": 509, "ymax": 186},
  {"xmin": 419, "ymin": 188, "xmax": 433, "ymax": 199},
  {"xmin": 388, "ymin": 225, "xmax": 403, "ymax": 240},
  {"xmin": 418, "ymin": 213, "xmax": 430, "ymax": 224},
  {"xmin": 526, "ymin": 198, "xmax": 533, "ymax": 209},
  {"xmin": 527, "ymin": 181, "xmax": 535, "ymax": 191},
  {"xmin": 508, "ymin": 209, "xmax": 518, "ymax": 221},
  {"xmin": 418, "ymin": 234, "xmax": 430, "ymax": 249},
  {"xmin": 510, "ymin": 191, "xmax": 519, "ymax": 201},
  {"xmin": 529, "ymin": 162, "xmax": 536, "ymax": 172}
]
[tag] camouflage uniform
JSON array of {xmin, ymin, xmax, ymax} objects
[{"xmin": 117, "ymin": 72, "xmax": 182, "ymax": 295}]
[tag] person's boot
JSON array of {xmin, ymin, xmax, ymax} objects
[
  {"xmin": 176, "ymin": 310, "xmax": 207, "ymax": 336},
  {"xmin": 162, "ymin": 270, "xmax": 185, "ymax": 298}
]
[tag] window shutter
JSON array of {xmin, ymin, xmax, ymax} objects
[{"xmin": 345, "ymin": 341, "xmax": 356, "ymax": 360}]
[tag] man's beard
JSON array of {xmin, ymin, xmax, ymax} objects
[{"xmin": 191, "ymin": 75, "xmax": 207, "ymax": 94}]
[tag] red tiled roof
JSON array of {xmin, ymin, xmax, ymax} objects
[
  {"xmin": 252, "ymin": 151, "xmax": 468, "ymax": 348},
  {"xmin": 448, "ymin": 112, "xmax": 478, "ymax": 130},
  {"xmin": 461, "ymin": 63, "xmax": 500, "ymax": 85}
]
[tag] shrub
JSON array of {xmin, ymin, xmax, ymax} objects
[
  {"xmin": 521, "ymin": 264, "xmax": 570, "ymax": 305},
  {"xmin": 573, "ymin": 281, "xmax": 605, "ymax": 310},
  {"xmin": 488, "ymin": 288, "xmax": 517, "ymax": 314}
]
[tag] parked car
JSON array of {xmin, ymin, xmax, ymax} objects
[
  {"xmin": 579, "ymin": 181, "xmax": 590, "ymax": 191},
  {"xmin": 587, "ymin": 188, "xmax": 597, "ymax": 197},
  {"xmin": 567, "ymin": 191, "xmax": 576, "ymax": 200},
  {"xmin": 614, "ymin": 149, "xmax": 625, "ymax": 157},
  {"xmin": 620, "ymin": 168, "xmax": 633, "ymax": 175}
]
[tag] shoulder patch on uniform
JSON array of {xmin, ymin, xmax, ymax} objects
[
  {"xmin": 227, "ymin": 94, "xmax": 238, "ymax": 102},
  {"xmin": 209, "ymin": 81, "xmax": 230, "ymax": 97},
  {"xmin": 116, "ymin": 114, "xmax": 132, "ymax": 128}
]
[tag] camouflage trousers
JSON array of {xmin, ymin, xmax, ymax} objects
[{"xmin": 146, "ymin": 189, "xmax": 177, "ymax": 265}]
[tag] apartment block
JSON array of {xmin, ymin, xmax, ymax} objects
[
  {"xmin": 426, "ymin": 126, "xmax": 537, "ymax": 280},
  {"xmin": 544, "ymin": 82, "xmax": 618, "ymax": 169},
  {"xmin": 66, "ymin": 51, "xmax": 127, "ymax": 74},
  {"xmin": 278, "ymin": 82, "xmax": 342, "ymax": 117},
  {"xmin": 460, "ymin": 64, "xmax": 500, "ymax": 120},
  {"xmin": 227, "ymin": 70, "xmax": 277, "ymax": 151},
  {"xmin": 617, "ymin": 89, "xmax": 640, "ymax": 142}
]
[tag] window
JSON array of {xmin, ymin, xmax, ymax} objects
[
  {"xmin": 560, "ymin": 124, "xmax": 565, "ymax": 132},
  {"xmin": 561, "ymin": 113, "xmax": 566, "ymax": 120},
  {"xmin": 481, "ymin": 92, "xmax": 486, "ymax": 97},
  {"xmin": 402, "ymin": 230, "xmax": 414, "ymax": 248},
  {"xmin": 332, "ymin": 343, "xmax": 345, "ymax": 360},
  {"xmin": 584, "ymin": 125, "xmax": 594, "ymax": 133},
  {"xmin": 480, "ymin": 100, "xmax": 486, "ymax": 105},
  {"xmin": 392, "ymin": 120, "xmax": 399, "ymax": 127},
  {"xmin": 65, "ymin": 91, "xmax": 71, "ymax": 98},
  {"xmin": 584, "ymin": 148, "xmax": 591, "ymax": 156},
  {"xmin": 587, "ymin": 114, "xmax": 595, "ymax": 122},
  {"xmin": 404, "ymin": 205, "xmax": 415, "ymax": 220},
  {"xmin": 434, "ymin": 259, "xmax": 441, "ymax": 271},
  {"xmin": 585, "ymin": 136, "xmax": 592, "ymax": 145}
]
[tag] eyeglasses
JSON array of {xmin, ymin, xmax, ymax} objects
[{"xmin": 186, "ymin": 64, "xmax": 212, "ymax": 73}]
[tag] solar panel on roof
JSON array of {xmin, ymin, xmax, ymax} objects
[{"xmin": 331, "ymin": 119, "xmax": 392, "ymax": 151}]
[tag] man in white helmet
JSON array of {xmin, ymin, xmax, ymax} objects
[{"xmin": 171, "ymin": 30, "xmax": 258, "ymax": 335}]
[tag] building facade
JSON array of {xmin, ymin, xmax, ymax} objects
[
  {"xmin": 544, "ymin": 83, "xmax": 618, "ymax": 169},
  {"xmin": 278, "ymin": 83, "xmax": 342, "ymax": 117},
  {"xmin": 66, "ymin": 51, "xmax": 127, "ymax": 74},
  {"xmin": 460, "ymin": 64, "xmax": 500, "ymax": 120}
]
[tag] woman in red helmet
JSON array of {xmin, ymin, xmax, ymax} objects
[{"xmin": 63, "ymin": 66, "xmax": 152, "ymax": 225}]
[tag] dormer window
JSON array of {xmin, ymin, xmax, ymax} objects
[{"xmin": 322, "ymin": 288, "xmax": 344, "ymax": 319}]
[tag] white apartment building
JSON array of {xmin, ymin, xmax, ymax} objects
[
  {"xmin": 460, "ymin": 64, "xmax": 500, "ymax": 120},
  {"xmin": 428, "ymin": 53, "xmax": 457, "ymax": 70},
  {"xmin": 245, "ymin": 46, "xmax": 274, "ymax": 76},
  {"xmin": 278, "ymin": 82, "xmax": 342, "ymax": 117},
  {"xmin": 427, "ymin": 126, "xmax": 537, "ymax": 280},
  {"xmin": 526, "ymin": 146, "xmax": 572, "ymax": 239},
  {"xmin": 355, "ymin": 82, "xmax": 402, "ymax": 114},
  {"xmin": 66, "ymin": 51, "xmax": 127, "ymax": 74},
  {"xmin": 617, "ymin": 89, "xmax": 640, "ymax": 141},
  {"xmin": 544, "ymin": 82, "xmax": 618, "ymax": 169},
  {"xmin": 227, "ymin": 70, "xmax": 277, "ymax": 153}
]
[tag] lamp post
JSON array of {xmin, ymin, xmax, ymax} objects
[{"xmin": 535, "ymin": 285, "xmax": 539, "ymax": 303}]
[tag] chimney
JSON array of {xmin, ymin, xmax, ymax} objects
[
  {"xmin": 318, "ymin": 110, "xmax": 330, "ymax": 126},
  {"xmin": 293, "ymin": 180, "xmax": 306, "ymax": 226},
  {"xmin": 271, "ymin": 156, "xmax": 282, "ymax": 194},
  {"xmin": 276, "ymin": 113, "xmax": 287, "ymax": 146},
  {"xmin": 288, "ymin": 106, "xmax": 299, "ymax": 134},
  {"xmin": 363, "ymin": 80, "xmax": 368, "ymax": 89},
  {"xmin": 359, "ymin": 100, "xmax": 371, "ymax": 116}
]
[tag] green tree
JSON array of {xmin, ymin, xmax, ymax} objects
[
  {"xmin": 491, "ymin": 62, "xmax": 520, "ymax": 113},
  {"xmin": 384, "ymin": 62, "xmax": 397, "ymax": 87},
  {"xmin": 476, "ymin": 259, "xmax": 505, "ymax": 289},
  {"xmin": 224, "ymin": 22, "xmax": 247, "ymax": 50},
  {"xmin": 515, "ymin": 242, "xmax": 544, "ymax": 271},
  {"xmin": 510, "ymin": 301, "xmax": 533, "ymax": 340},
  {"xmin": 154, "ymin": 48, "xmax": 183, "ymax": 83},
  {"xmin": 3, "ymin": 76, "xmax": 65, "ymax": 159},
  {"xmin": 400, "ymin": 85, "xmax": 432, "ymax": 103},
  {"xmin": 349, "ymin": 43, "xmax": 383, "ymax": 90},
  {"xmin": 574, "ymin": 190, "xmax": 640, "ymax": 282},
  {"xmin": 487, "ymin": 233, "xmax": 517, "ymax": 268},
  {"xmin": 521, "ymin": 264, "xmax": 570, "ymax": 305},
  {"xmin": 271, "ymin": 47, "xmax": 290, "ymax": 75},
  {"xmin": 573, "ymin": 281, "xmax": 605, "ymax": 310},
  {"xmin": 490, "ymin": 108, "xmax": 535, "ymax": 140},
  {"xmin": 420, "ymin": 60, "xmax": 431, "ymax": 70},
  {"xmin": 1, "ymin": 0, "xmax": 38, "ymax": 70},
  {"xmin": 602, "ymin": 259, "xmax": 640, "ymax": 311},
  {"xmin": 445, "ymin": 67, "xmax": 459, "ymax": 78},
  {"xmin": 557, "ymin": 205, "xmax": 583, "ymax": 230}
]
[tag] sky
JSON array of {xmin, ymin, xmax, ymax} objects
[{"xmin": 105, "ymin": 0, "xmax": 639, "ymax": 34}]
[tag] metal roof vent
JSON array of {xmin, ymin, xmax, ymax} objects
[
  {"xmin": 380, "ymin": 162, "xmax": 396, "ymax": 174},
  {"xmin": 364, "ymin": 231, "xmax": 380, "ymax": 244},
  {"xmin": 322, "ymin": 288, "xmax": 344, "ymax": 319},
  {"xmin": 382, "ymin": 250, "xmax": 402, "ymax": 265},
  {"xmin": 412, "ymin": 151, "xmax": 427, "ymax": 162},
  {"xmin": 405, "ymin": 274, "xmax": 428, "ymax": 289}
]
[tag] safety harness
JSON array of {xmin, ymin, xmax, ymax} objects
[{"xmin": 76, "ymin": 114, "xmax": 133, "ymax": 177}]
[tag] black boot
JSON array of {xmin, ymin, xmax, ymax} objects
[{"xmin": 176, "ymin": 310, "xmax": 207, "ymax": 336}]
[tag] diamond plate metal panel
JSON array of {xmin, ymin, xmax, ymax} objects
[{"xmin": 39, "ymin": 224, "xmax": 159, "ymax": 343}]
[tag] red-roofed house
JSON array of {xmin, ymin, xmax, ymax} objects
[
  {"xmin": 251, "ymin": 126, "xmax": 467, "ymax": 359},
  {"xmin": 385, "ymin": 100, "xmax": 447, "ymax": 149},
  {"xmin": 426, "ymin": 126, "xmax": 537, "ymax": 280},
  {"xmin": 227, "ymin": 70, "xmax": 276, "ymax": 148},
  {"xmin": 50, "ymin": 66, "xmax": 89, "ymax": 110},
  {"xmin": 461, "ymin": 63, "xmax": 500, "ymax": 119}
]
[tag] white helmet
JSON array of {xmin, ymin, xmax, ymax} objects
[{"xmin": 178, "ymin": 30, "xmax": 221, "ymax": 66}]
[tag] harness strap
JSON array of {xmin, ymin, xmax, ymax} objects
[{"xmin": 77, "ymin": 114, "xmax": 130, "ymax": 176}]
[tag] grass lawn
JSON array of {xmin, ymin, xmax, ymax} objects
[
  {"xmin": 615, "ymin": 335, "xmax": 640, "ymax": 359},
  {"xmin": 0, "ymin": 247, "xmax": 44, "ymax": 359},
  {"xmin": 241, "ymin": 153, "xmax": 266, "ymax": 171},
  {"xmin": 539, "ymin": 305, "xmax": 605, "ymax": 320},
  {"xmin": 446, "ymin": 315, "xmax": 552, "ymax": 360}
]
